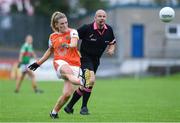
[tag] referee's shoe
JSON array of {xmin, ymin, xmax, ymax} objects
[
  {"xmin": 64, "ymin": 106, "xmax": 74, "ymax": 114},
  {"xmin": 80, "ymin": 107, "xmax": 90, "ymax": 115}
]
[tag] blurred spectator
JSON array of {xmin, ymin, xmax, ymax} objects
[
  {"xmin": 15, "ymin": 0, "xmax": 34, "ymax": 16},
  {"xmin": 0, "ymin": 0, "xmax": 34, "ymax": 15},
  {"xmin": 0, "ymin": 0, "xmax": 13, "ymax": 14}
]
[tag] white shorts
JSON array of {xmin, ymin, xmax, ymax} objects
[
  {"xmin": 55, "ymin": 60, "xmax": 82, "ymax": 79},
  {"xmin": 19, "ymin": 64, "xmax": 29, "ymax": 73}
]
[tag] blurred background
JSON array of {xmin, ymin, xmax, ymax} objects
[{"xmin": 0, "ymin": 0, "xmax": 180, "ymax": 81}]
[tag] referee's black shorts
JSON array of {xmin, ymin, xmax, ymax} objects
[{"xmin": 80, "ymin": 56, "xmax": 100, "ymax": 74}]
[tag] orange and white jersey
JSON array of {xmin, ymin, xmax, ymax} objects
[{"xmin": 48, "ymin": 28, "xmax": 81, "ymax": 69}]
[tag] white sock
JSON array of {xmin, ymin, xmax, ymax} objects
[{"xmin": 52, "ymin": 109, "xmax": 57, "ymax": 114}]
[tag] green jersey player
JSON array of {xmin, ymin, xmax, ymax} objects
[
  {"xmin": 20, "ymin": 40, "xmax": 34, "ymax": 64},
  {"xmin": 14, "ymin": 35, "xmax": 43, "ymax": 93}
]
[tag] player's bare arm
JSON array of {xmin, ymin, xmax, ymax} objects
[
  {"xmin": 28, "ymin": 47, "xmax": 53, "ymax": 71},
  {"xmin": 37, "ymin": 47, "xmax": 53, "ymax": 65}
]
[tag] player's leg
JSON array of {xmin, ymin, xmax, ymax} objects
[
  {"xmin": 27, "ymin": 69, "xmax": 43, "ymax": 93},
  {"xmin": 50, "ymin": 80, "xmax": 74, "ymax": 119},
  {"xmin": 60, "ymin": 64, "xmax": 83, "ymax": 85},
  {"xmin": 14, "ymin": 72, "xmax": 26, "ymax": 93},
  {"xmin": 64, "ymin": 69, "xmax": 93, "ymax": 114},
  {"xmin": 27, "ymin": 70, "xmax": 37, "ymax": 91},
  {"xmin": 64, "ymin": 86, "xmax": 84, "ymax": 114},
  {"xmin": 15, "ymin": 64, "xmax": 27, "ymax": 93},
  {"xmin": 80, "ymin": 59, "xmax": 99, "ymax": 115},
  {"xmin": 50, "ymin": 65, "xmax": 81, "ymax": 118},
  {"xmin": 80, "ymin": 70, "xmax": 95, "ymax": 115},
  {"xmin": 64, "ymin": 66, "xmax": 85, "ymax": 114},
  {"xmin": 55, "ymin": 60, "xmax": 85, "ymax": 86},
  {"xmin": 64, "ymin": 57, "xmax": 93, "ymax": 114}
]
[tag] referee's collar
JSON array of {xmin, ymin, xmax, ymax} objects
[{"xmin": 93, "ymin": 22, "xmax": 107, "ymax": 30}]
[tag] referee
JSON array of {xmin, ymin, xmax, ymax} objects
[{"xmin": 64, "ymin": 9, "xmax": 116, "ymax": 115}]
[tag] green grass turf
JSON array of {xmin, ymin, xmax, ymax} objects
[{"xmin": 1, "ymin": 75, "xmax": 180, "ymax": 122}]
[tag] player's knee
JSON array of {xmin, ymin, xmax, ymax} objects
[{"xmin": 61, "ymin": 73, "xmax": 71, "ymax": 81}]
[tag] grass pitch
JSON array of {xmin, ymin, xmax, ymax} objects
[{"xmin": 1, "ymin": 75, "xmax": 180, "ymax": 122}]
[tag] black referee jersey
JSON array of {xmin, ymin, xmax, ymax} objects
[{"xmin": 78, "ymin": 22, "xmax": 116, "ymax": 58}]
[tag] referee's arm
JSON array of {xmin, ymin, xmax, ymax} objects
[{"xmin": 107, "ymin": 40, "xmax": 116, "ymax": 56}]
